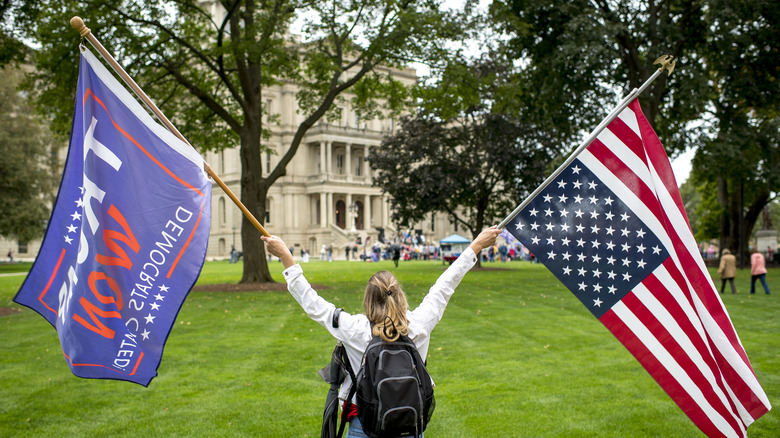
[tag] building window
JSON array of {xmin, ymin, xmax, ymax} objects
[
  {"xmin": 219, "ymin": 150, "xmax": 225, "ymax": 174},
  {"xmin": 354, "ymin": 113, "xmax": 360, "ymax": 129},
  {"xmin": 336, "ymin": 154, "xmax": 344, "ymax": 174},
  {"xmin": 18, "ymin": 241, "xmax": 28, "ymax": 254},
  {"xmin": 265, "ymin": 198, "xmax": 272, "ymax": 224},
  {"xmin": 265, "ymin": 99, "xmax": 272, "ymax": 123},
  {"xmin": 431, "ymin": 214, "xmax": 435, "ymax": 232},
  {"xmin": 315, "ymin": 199, "xmax": 321, "ymax": 225},
  {"xmin": 355, "ymin": 156, "xmax": 362, "ymax": 176},
  {"xmin": 266, "ymin": 151, "xmax": 271, "ymax": 173},
  {"xmin": 219, "ymin": 197, "xmax": 226, "ymax": 225}
]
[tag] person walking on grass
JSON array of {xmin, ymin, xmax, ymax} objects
[
  {"xmin": 261, "ymin": 226, "xmax": 501, "ymax": 438},
  {"xmin": 750, "ymin": 248, "xmax": 771, "ymax": 295},
  {"xmin": 718, "ymin": 249, "xmax": 737, "ymax": 294}
]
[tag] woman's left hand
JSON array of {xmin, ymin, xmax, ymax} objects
[{"xmin": 469, "ymin": 226, "xmax": 502, "ymax": 253}]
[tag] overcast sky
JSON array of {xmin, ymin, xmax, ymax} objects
[{"xmin": 671, "ymin": 148, "xmax": 694, "ymax": 187}]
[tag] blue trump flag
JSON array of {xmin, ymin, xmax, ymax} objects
[{"xmin": 14, "ymin": 48, "xmax": 212, "ymax": 386}]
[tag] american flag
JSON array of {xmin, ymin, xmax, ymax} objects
[{"xmin": 506, "ymin": 99, "xmax": 770, "ymax": 437}]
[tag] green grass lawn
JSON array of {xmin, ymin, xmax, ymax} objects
[
  {"xmin": 1, "ymin": 259, "xmax": 778, "ymax": 437},
  {"xmin": 0, "ymin": 262, "xmax": 32, "ymax": 274}
]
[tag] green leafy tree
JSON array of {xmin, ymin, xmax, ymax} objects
[
  {"xmin": 0, "ymin": 1, "xmax": 30, "ymax": 65},
  {"xmin": 687, "ymin": 179, "xmax": 721, "ymax": 242},
  {"xmin": 678, "ymin": 177, "xmax": 701, "ymax": 237},
  {"xmin": 491, "ymin": 0, "xmax": 710, "ymax": 156},
  {"xmin": 690, "ymin": 0, "xmax": 779, "ymax": 259},
  {"xmin": 692, "ymin": 115, "xmax": 779, "ymax": 257},
  {"xmin": 370, "ymin": 54, "xmax": 556, "ymax": 251},
  {"xmin": 12, "ymin": 0, "xmax": 453, "ymax": 282},
  {"xmin": 0, "ymin": 65, "xmax": 59, "ymax": 243}
]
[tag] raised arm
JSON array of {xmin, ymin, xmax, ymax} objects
[
  {"xmin": 469, "ymin": 226, "xmax": 502, "ymax": 253},
  {"xmin": 409, "ymin": 226, "xmax": 502, "ymax": 336}
]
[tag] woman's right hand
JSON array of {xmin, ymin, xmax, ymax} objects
[{"xmin": 261, "ymin": 235, "xmax": 295, "ymax": 268}]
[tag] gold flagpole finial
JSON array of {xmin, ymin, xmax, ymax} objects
[
  {"xmin": 70, "ymin": 16, "xmax": 91, "ymax": 37},
  {"xmin": 654, "ymin": 55, "xmax": 676, "ymax": 75}
]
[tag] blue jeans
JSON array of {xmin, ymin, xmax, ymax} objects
[
  {"xmin": 346, "ymin": 417, "xmax": 424, "ymax": 438},
  {"xmin": 750, "ymin": 274, "xmax": 771, "ymax": 294}
]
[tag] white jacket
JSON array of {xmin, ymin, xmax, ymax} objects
[{"xmin": 281, "ymin": 247, "xmax": 479, "ymax": 401}]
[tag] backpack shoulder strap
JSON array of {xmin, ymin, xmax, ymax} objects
[
  {"xmin": 336, "ymin": 343, "xmax": 360, "ymax": 438},
  {"xmin": 331, "ymin": 308, "xmax": 356, "ymax": 380},
  {"xmin": 333, "ymin": 309, "xmax": 358, "ymax": 438}
]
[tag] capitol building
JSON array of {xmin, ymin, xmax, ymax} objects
[{"xmin": 202, "ymin": 64, "xmax": 461, "ymax": 261}]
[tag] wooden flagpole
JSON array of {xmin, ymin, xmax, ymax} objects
[
  {"xmin": 69, "ymin": 16, "xmax": 270, "ymax": 238},
  {"xmin": 496, "ymin": 55, "xmax": 676, "ymax": 230}
]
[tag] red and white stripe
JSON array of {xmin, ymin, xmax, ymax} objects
[{"xmin": 576, "ymin": 100, "xmax": 770, "ymax": 437}]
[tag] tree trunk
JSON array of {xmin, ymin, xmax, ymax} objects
[
  {"xmin": 238, "ymin": 128, "xmax": 274, "ymax": 283},
  {"xmin": 240, "ymin": 191, "xmax": 273, "ymax": 283},
  {"xmin": 717, "ymin": 176, "xmax": 772, "ymax": 268},
  {"xmin": 717, "ymin": 176, "xmax": 733, "ymax": 253},
  {"xmin": 729, "ymin": 183, "xmax": 744, "ymax": 267}
]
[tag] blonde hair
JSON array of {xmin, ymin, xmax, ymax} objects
[{"xmin": 363, "ymin": 271, "xmax": 409, "ymax": 342}]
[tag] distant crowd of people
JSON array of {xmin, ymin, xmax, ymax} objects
[
  {"xmin": 255, "ymin": 232, "xmax": 538, "ymax": 266},
  {"xmin": 231, "ymin": 233, "xmax": 776, "ymax": 296}
]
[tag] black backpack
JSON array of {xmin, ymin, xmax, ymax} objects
[
  {"xmin": 321, "ymin": 310, "xmax": 435, "ymax": 438},
  {"xmin": 353, "ymin": 333, "xmax": 435, "ymax": 438}
]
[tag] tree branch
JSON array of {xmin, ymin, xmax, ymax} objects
[
  {"xmin": 443, "ymin": 205, "xmax": 475, "ymax": 237},
  {"xmin": 159, "ymin": 58, "xmax": 242, "ymax": 133},
  {"xmin": 110, "ymin": 5, "xmax": 246, "ymax": 110},
  {"xmin": 593, "ymin": 0, "xmax": 641, "ymax": 87},
  {"xmin": 217, "ymin": 0, "xmax": 242, "ymax": 81}
]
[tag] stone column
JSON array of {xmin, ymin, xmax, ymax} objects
[
  {"xmin": 319, "ymin": 141, "xmax": 325, "ymax": 175},
  {"xmin": 319, "ymin": 192, "xmax": 327, "ymax": 227},
  {"xmin": 326, "ymin": 141, "xmax": 333, "ymax": 175},
  {"xmin": 364, "ymin": 145, "xmax": 371, "ymax": 179},
  {"xmin": 346, "ymin": 143, "xmax": 352, "ymax": 181},
  {"xmin": 364, "ymin": 194, "xmax": 372, "ymax": 229},
  {"xmin": 327, "ymin": 192, "xmax": 333, "ymax": 226}
]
